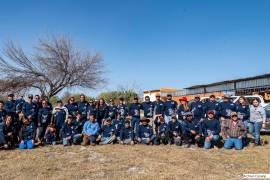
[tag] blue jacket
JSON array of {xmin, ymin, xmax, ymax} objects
[
  {"xmin": 96, "ymin": 104, "xmax": 108, "ymax": 120},
  {"xmin": 142, "ymin": 101, "xmax": 154, "ymax": 118},
  {"xmin": 182, "ymin": 119, "xmax": 199, "ymax": 134},
  {"xmin": 0, "ymin": 110, "xmax": 7, "ymax": 123},
  {"xmin": 3, "ymin": 123, "xmax": 16, "ymax": 138},
  {"xmin": 21, "ymin": 122, "xmax": 36, "ymax": 141},
  {"xmin": 65, "ymin": 103, "xmax": 78, "ymax": 117},
  {"xmin": 200, "ymin": 118, "xmax": 221, "ymax": 136},
  {"xmin": 72, "ymin": 120, "xmax": 84, "ymax": 134},
  {"xmin": 78, "ymin": 101, "xmax": 89, "ymax": 116},
  {"xmin": 128, "ymin": 103, "xmax": 142, "ymax": 118},
  {"xmin": 203, "ymin": 100, "xmax": 219, "ymax": 117},
  {"xmin": 53, "ymin": 109, "xmax": 66, "ymax": 129},
  {"xmin": 190, "ymin": 101, "xmax": 204, "ymax": 119},
  {"xmin": 38, "ymin": 107, "xmax": 52, "ymax": 125},
  {"xmin": 158, "ymin": 122, "xmax": 169, "ymax": 136},
  {"xmin": 235, "ymin": 103, "xmax": 250, "ymax": 121},
  {"xmin": 61, "ymin": 123, "xmax": 73, "ymax": 138},
  {"xmin": 82, "ymin": 121, "xmax": 100, "ymax": 136},
  {"xmin": 15, "ymin": 99, "xmax": 25, "ymax": 114},
  {"xmin": 113, "ymin": 118, "xmax": 124, "ymax": 136},
  {"xmin": 217, "ymin": 101, "xmax": 236, "ymax": 118},
  {"xmin": 22, "ymin": 102, "xmax": 38, "ymax": 119},
  {"xmin": 120, "ymin": 127, "xmax": 134, "ymax": 140},
  {"xmin": 108, "ymin": 104, "xmax": 118, "ymax": 119},
  {"xmin": 87, "ymin": 105, "xmax": 97, "ymax": 117},
  {"xmin": 164, "ymin": 100, "xmax": 178, "ymax": 116},
  {"xmin": 117, "ymin": 104, "xmax": 128, "ymax": 118},
  {"xmin": 99, "ymin": 124, "xmax": 115, "ymax": 137},
  {"xmin": 137, "ymin": 124, "xmax": 154, "ymax": 138},
  {"xmin": 177, "ymin": 105, "xmax": 190, "ymax": 120},
  {"xmin": 153, "ymin": 100, "xmax": 165, "ymax": 115},
  {"xmin": 4, "ymin": 100, "xmax": 16, "ymax": 116},
  {"xmin": 168, "ymin": 120, "xmax": 182, "ymax": 136}
]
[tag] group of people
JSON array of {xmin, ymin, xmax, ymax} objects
[{"xmin": 0, "ymin": 92, "xmax": 267, "ymax": 150}]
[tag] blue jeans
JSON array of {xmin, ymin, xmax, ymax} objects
[
  {"xmin": 19, "ymin": 140, "xmax": 34, "ymax": 149},
  {"xmin": 131, "ymin": 117, "xmax": 140, "ymax": 131},
  {"xmin": 224, "ymin": 138, "xmax": 243, "ymax": 150},
  {"xmin": 248, "ymin": 121, "xmax": 262, "ymax": 144},
  {"xmin": 100, "ymin": 136, "xmax": 115, "ymax": 145},
  {"xmin": 204, "ymin": 135, "xmax": 220, "ymax": 149}
]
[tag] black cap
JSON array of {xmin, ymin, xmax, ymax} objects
[
  {"xmin": 167, "ymin": 94, "xmax": 172, "ymax": 97},
  {"xmin": 8, "ymin": 93, "xmax": 14, "ymax": 97},
  {"xmin": 134, "ymin": 97, "xmax": 138, "ymax": 100}
]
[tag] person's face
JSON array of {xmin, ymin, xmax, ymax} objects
[
  {"xmin": 187, "ymin": 115, "xmax": 193, "ymax": 121},
  {"xmin": 0, "ymin": 103, "xmax": 3, "ymax": 109},
  {"xmin": 28, "ymin": 97, "xmax": 33, "ymax": 102},
  {"xmin": 107, "ymin": 120, "xmax": 112, "ymax": 125},
  {"xmin": 231, "ymin": 115, "xmax": 238, "ymax": 121},
  {"xmin": 134, "ymin": 99, "xmax": 138, "ymax": 103},
  {"xmin": 156, "ymin": 96, "xmax": 160, "ymax": 101},
  {"xmin": 99, "ymin": 99, "xmax": 104, "ymax": 104},
  {"xmin": 57, "ymin": 102, "xmax": 63, "ymax": 107},
  {"xmin": 142, "ymin": 121, "xmax": 148, "ymax": 125},
  {"xmin": 125, "ymin": 123, "xmax": 130, "ymax": 128},
  {"xmin": 6, "ymin": 116, "xmax": 12, "ymax": 125},
  {"xmin": 109, "ymin": 99, "xmax": 114, "ymax": 104},
  {"xmin": 167, "ymin": 96, "xmax": 172, "ymax": 100},
  {"xmin": 210, "ymin": 97, "xmax": 215, "ymax": 102},
  {"xmin": 7, "ymin": 96, "xmax": 13, "ymax": 101},
  {"xmin": 80, "ymin": 96, "xmax": 85, "ymax": 102},
  {"xmin": 172, "ymin": 118, "xmax": 176, "ymax": 122},
  {"xmin": 119, "ymin": 100, "xmax": 123, "ymax": 104},
  {"xmin": 67, "ymin": 118, "xmax": 72, "ymax": 124},
  {"xmin": 224, "ymin": 97, "xmax": 229, "ymax": 102},
  {"xmin": 23, "ymin": 119, "xmax": 29, "ymax": 125},
  {"xmin": 145, "ymin": 97, "xmax": 150, "ymax": 102},
  {"xmin": 42, "ymin": 101, "xmax": 47, "ymax": 107},
  {"xmin": 35, "ymin": 96, "xmax": 40, "ymax": 102},
  {"xmin": 208, "ymin": 113, "xmax": 214, "ymax": 119},
  {"xmin": 253, "ymin": 100, "xmax": 259, "ymax": 107},
  {"xmin": 239, "ymin": 98, "xmax": 244, "ymax": 104},
  {"xmin": 180, "ymin": 100, "xmax": 185, "ymax": 105},
  {"xmin": 90, "ymin": 115, "xmax": 95, "ymax": 122},
  {"xmin": 195, "ymin": 98, "xmax": 200, "ymax": 102},
  {"xmin": 117, "ymin": 114, "xmax": 121, "ymax": 119},
  {"xmin": 70, "ymin": 98, "xmax": 75, "ymax": 103}
]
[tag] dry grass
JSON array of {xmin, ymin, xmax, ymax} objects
[{"xmin": 0, "ymin": 136, "xmax": 270, "ymax": 180}]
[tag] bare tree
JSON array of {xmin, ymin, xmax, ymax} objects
[{"xmin": 0, "ymin": 35, "xmax": 105, "ymax": 98}]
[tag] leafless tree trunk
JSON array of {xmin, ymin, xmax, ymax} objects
[{"xmin": 0, "ymin": 35, "xmax": 105, "ymax": 98}]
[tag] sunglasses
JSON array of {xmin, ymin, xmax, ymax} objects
[{"xmin": 231, "ymin": 115, "xmax": 238, "ymax": 118}]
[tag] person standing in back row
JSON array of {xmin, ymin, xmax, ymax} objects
[{"xmin": 164, "ymin": 94, "xmax": 177, "ymax": 124}]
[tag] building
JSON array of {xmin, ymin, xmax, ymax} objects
[
  {"xmin": 143, "ymin": 88, "xmax": 177, "ymax": 101},
  {"xmin": 144, "ymin": 73, "xmax": 270, "ymax": 102}
]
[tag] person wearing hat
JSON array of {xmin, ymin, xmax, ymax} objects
[
  {"xmin": 117, "ymin": 97, "xmax": 128, "ymax": 119},
  {"xmin": 108, "ymin": 98, "xmax": 118, "ymax": 120},
  {"xmin": 81, "ymin": 114, "xmax": 100, "ymax": 146},
  {"xmin": 177, "ymin": 96, "xmax": 190, "ymax": 122},
  {"xmin": 19, "ymin": 116, "xmax": 36, "ymax": 149},
  {"xmin": 203, "ymin": 95, "xmax": 219, "ymax": 118},
  {"xmin": 120, "ymin": 117, "xmax": 134, "ymax": 145},
  {"xmin": 200, "ymin": 110, "xmax": 221, "ymax": 149},
  {"xmin": 153, "ymin": 93, "xmax": 165, "ymax": 116},
  {"xmin": 96, "ymin": 118, "xmax": 116, "ymax": 145},
  {"xmin": 37, "ymin": 100, "xmax": 53, "ymax": 145},
  {"xmin": 78, "ymin": 94, "xmax": 89, "ymax": 119},
  {"xmin": 22, "ymin": 94, "xmax": 39, "ymax": 126},
  {"xmin": 128, "ymin": 97, "xmax": 143, "ymax": 131},
  {"xmin": 181, "ymin": 112, "xmax": 202, "ymax": 148},
  {"xmin": 142, "ymin": 96, "xmax": 154, "ymax": 119},
  {"xmin": 136, "ymin": 117, "xmax": 155, "ymax": 145},
  {"xmin": 222, "ymin": 112, "xmax": 247, "ymax": 150},
  {"xmin": 52, "ymin": 100, "xmax": 69, "ymax": 140},
  {"xmin": 168, "ymin": 115, "xmax": 182, "ymax": 146},
  {"xmin": 218, "ymin": 94, "xmax": 236, "ymax": 121},
  {"xmin": 190, "ymin": 96, "xmax": 204, "ymax": 124},
  {"xmin": 155, "ymin": 116, "xmax": 169, "ymax": 145},
  {"xmin": 164, "ymin": 94, "xmax": 177, "ymax": 124}
]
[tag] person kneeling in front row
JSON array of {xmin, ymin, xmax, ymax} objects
[{"xmin": 136, "ymin": 117, "xmax": 155, "ymax": 145}]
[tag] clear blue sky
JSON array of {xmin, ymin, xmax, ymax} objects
[{"xmin": 0, "ymin": 0, "xmax": 270, "ymax": 96}]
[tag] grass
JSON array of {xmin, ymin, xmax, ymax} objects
[{"xmin": 0, "ymin": 136, "xmax": 269, "ymax": 180}]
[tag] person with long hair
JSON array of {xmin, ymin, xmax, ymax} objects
[
  {"xmin": 249, "ymin": 98, "xmax": 266, "ymax": 146},
  {"xmin": 96, "ymin": 98, "xmax": 108, "ymax": 126}
]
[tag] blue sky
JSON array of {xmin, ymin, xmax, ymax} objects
[{"xmin": 0, "ymin": 0, "xmax": 270, "ymax": 97}]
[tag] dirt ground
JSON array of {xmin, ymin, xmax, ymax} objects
[{"xmin": 0, "ymin": 136, "xmax": 269, "ymax": 180}]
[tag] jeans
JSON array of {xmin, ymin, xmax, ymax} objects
[
  {"xmin": 19, "ymin": 140, "xmax": 34, "ymax": 149},
  {"xmin": 99, "ymin": 136, "xmax": 115, "ymax": 145},
  {"xmin": 204, "ymin": 135, "xmax": 220, "ymax": 149},
  {"xmin": 0, "ymin": 123, "xmax": 5, "ymax": 144},
  {"xmin": 248, "ymin": 121, "xmax": 262, "ymax": 144},
  {"xmin": 131, "ymin": 117, "xmax": 140, "ymax": 131},
  {"xmin": 122, "ymin": 138, "xmax": 132, "ymax": 144},
  {"xmin": 224, "ymin": 138, "xmax": 243, "ymax": 150},
  {"xmin": 63, "ymin": 134, "xmax": 82, "ymax": 145}
]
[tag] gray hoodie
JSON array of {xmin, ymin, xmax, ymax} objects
[{"xmin": 249, "ymin": 105, "xmax": 266, "ymax": 123}]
